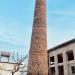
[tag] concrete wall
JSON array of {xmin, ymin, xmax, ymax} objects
[
  {"xmin": 0, "ymin": 63, "xmax": 20, "ymax": 75},
  {"xmin": 48, "ymin": 42, "xmax": 75, "ymax": 75}
]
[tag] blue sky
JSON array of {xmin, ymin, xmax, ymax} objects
[{"xmin": 0, "ymin": 0, "xmax": 75, "ymax": 56}]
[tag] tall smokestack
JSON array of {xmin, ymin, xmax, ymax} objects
[{"xmin": 27, "ymin": 0, "xmax": 48, "ymax": 75}]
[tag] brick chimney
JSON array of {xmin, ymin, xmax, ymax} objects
[{"xmin": 27, "ymin": 0, "xmax": 48, "ymax": 75}]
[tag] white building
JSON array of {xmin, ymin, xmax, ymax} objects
[
  {"xmin": 0, "ymin": 51, "xmax": 20, "ymax": 75},
  {"xmin": 48, "ymin": 39, "xmax": 75, "ymax": 75},
  {"xmin": 0, "ymin": 62, "xmax": 20, "ymax": 75},
  {"xmin": 0, "ymin": 51, "xmax": 27, "ymax": 75}
]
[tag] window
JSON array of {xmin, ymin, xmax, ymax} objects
[
  {"xmin": 50, "ymin": 67, "xmax": 55, "ymax": 75},
  {"xmin": 50, "ymin": 56, "xmax": 55, "ymax": 65},
  {"xmin": 58, "ymin": 66, "xmax": 64, "ymax": 75},
  {"xmin": 57, "ymin": 53, "xmax": 63, "ymax": 63},
  {"xmin": 66, "ymin": 50, "xmax": 74, "ymax": 61},
  {"xmin": 71, "ymin": 66, "xmax": 75, "ymax": 74}
]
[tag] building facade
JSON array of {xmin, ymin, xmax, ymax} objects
[
  {"xmin": 48, "ymin": 39, "xmax": 75, "ymax": 75},
  {"xmin": 0, "ymin": 62, "xmax": 20, "ymax": 75}
]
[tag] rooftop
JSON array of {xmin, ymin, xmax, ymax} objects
[{"xmin": 48, "ymin": 38, "xmax": 75, "ymax": 52}]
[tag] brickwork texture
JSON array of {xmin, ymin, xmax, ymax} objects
[{"xmin": 27, "ymin": 0, "xmax": 48, "ymax": 75}]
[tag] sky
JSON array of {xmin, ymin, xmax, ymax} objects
[{"xmin": 0, "ymin": 0, "xmax": 75, "ymax": 56}]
